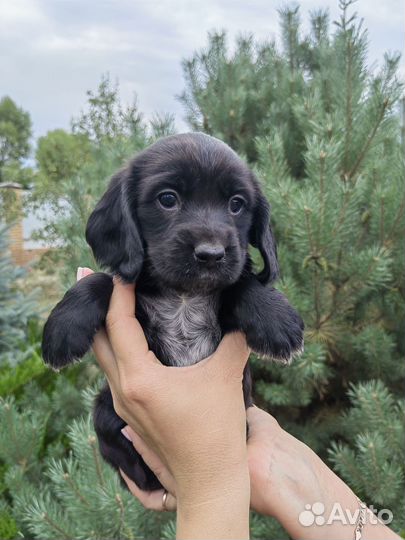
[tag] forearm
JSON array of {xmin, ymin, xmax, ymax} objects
[
  {"xmin": 267, "ymin": 431, "xmax": 400, "ymax": 540},
  {"xmin": 176, "ymin": 463, "xmax": 250, "ymax": 540}
]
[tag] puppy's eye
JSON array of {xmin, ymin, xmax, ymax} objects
[
  {"xmin": 158, "ymin": 191, "xmax": 178, "ymax": 209},
  {"xmin": 229, "ymin": 196, "xmax": 245, "ymax": 215}
]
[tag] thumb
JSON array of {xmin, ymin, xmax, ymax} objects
[{"xmin": 106, "ymin": 277, "xmax": 150, "ymax": 372}]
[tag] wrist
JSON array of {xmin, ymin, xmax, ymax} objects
[
  {"xmin": 172, "ymin": 439, "xmax": 249, "ymax": 497},
  {"xmin": 176, "ymin": 462, "xmax": 250, "ymax": 540},
  {"xmin": 176, "ymin": 458, "xmax": 250, "ymax": 505}
]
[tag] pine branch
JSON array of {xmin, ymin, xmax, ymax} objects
[
  {"xmin": 303, "ymin": 207, "xmax": 323, "ymax": 327},
  {"xmin": 62, "ymin": 473, "xmax": 90, "ymax": 507},
  {"xmin": 386, "ymin": 193, "xmax": 405, "ymax": 242},
  {"xmin": 343, "ymin": 36, "xmax": 353, "ymax": 170},
  {"xmin": 347, "ymin": 99, "xmax": 389, "ymax": 179},
  {"xmin": 88, "ymin": 435, "xmax": 105, "ymax": 488},
  {"xmin": 329, "ymin": 444, "xmax": 365, "ymax": 493},
  {"xmin": 41, "ymin": 511, "xmax": 72, "ymax": 540},
  {"xmin": 379, "ymin": 197, "xmax": 385, "ymax": 245},
  {"xmin": 115, "ymin": 493, "xmax": 135, "ymax": 540},
  {"xmin": 318, "ymin": 151, "xmax": 326, "ymax": 233}
]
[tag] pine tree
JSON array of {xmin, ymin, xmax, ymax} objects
[
  {"xmin": 0, "ymin": 387, "xmax": 173, "ymax": 540},
  {"xmin": 328, "ymin": 380, "xmax": 404, "ymax": 531},
  {"xmin": 0, "ymin": 224, "xmax": 39, "ymax": 366},
  {"xmin": 181, "ymin": 0, "xmax": 404, "ymax": 533}
]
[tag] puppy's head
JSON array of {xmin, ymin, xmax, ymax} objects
[{"xmin": 86, "ymin": 133, "xmax": 278, "ymax": 292}]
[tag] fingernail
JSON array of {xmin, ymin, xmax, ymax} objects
[
  {"xmin": 121, "ymin": 427, "xmax": 132, "ymax": 442},
  {"xmin": 77, "ymin": 267, "xmax": 84, "ymax": 281}
]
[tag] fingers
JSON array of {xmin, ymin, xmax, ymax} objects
[
  {"xmin": 77, "ymin": 267, "xmax": 158, "ymax": 388},
  {"xmin": 246, "ymin": 405, "xmax": 279, "ymax": 427},
  {"xmin": 246, "ymin": 406, "xmax": 270, "ymax": 433},
  {"xmin": 76, "ymin": 267, "xmax": 120, "ymax": 383},
  {"xmin": 77, "ymin": 267, "xmax": 94, "ymax": 280},
  {"xmin": 120, "ymin": 426, "xmax": 178, "ymax": 512},
  {"xmin": 122, "ymin": 426, "xmax": 176, "ymax": 495},
  {"xmin": 92, "ymin": 328, "xmax": 114, "ymax": 363},
  {"xmin": 106, "ymin": 278, "xmax": 151, "ymax": 374},
  {"xmin": 246, "ymin": 405, "xmax": 281, "ymax": 440},
  {"xmin": 75, "ymin": 267, "xmax": 127, "ymax": 391},
  {"xmin": 120, "ymin": 470, "xmax": 177, "ymax": 512},
  {"xmin": 92, "ymin": 328, "xmax": 118, "ymax": 383}
]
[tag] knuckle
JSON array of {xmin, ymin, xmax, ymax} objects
[
  {"xmin": 119, "ymin": 377, "xmax": 152, "ymax": 404},
  {"xmin": 120, "ymin": 381, "xmax": 138, "ymax": 401},
  {"xmin": 134, "ymin": 384, "xmax": 153, "ymax": 404}
]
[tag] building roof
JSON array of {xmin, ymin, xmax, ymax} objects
[{"xmin": 0, "ymin": 182, "xmax": 26, "ymax": 190}]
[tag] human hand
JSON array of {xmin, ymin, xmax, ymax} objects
[
  {"xmin": 117, "ymin": 405, "xmax": 283, "ymax": 515},
  {"xmin": 246, "ymin": 408, "xmax": 401, "ymax": 540},
  {"xmin": 78, "ymin": 268, "xmax": 251, "ymax": 538},
  {"xmin": 121, "ymin": 405, "xmax": 401, "ymax": 540}
]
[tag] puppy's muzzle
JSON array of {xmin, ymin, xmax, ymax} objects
[{"xmin": 194, "ymin": 243, "xmax": 225, "ymax": 266}]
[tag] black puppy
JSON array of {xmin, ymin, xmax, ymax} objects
[{"xmin": 42, "ymin": 132, "xmax": 304, "ymax": 491}]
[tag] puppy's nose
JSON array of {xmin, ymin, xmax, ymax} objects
[{"xmin": 194, "ymin": 243, "xmax": 225, "ymax": 264}]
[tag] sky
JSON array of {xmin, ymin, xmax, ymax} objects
[{"xmin": 1, "ymin": 0, "xmax": 404, "ymax": 142}]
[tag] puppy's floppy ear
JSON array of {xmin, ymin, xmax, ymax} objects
[
  {"xmin": 249, "ymin": 182, "xmax": 279, "ymax": 284},
  {"xmin": 86, "ymin": 167, "xmax": 143, "ymax": 282}
]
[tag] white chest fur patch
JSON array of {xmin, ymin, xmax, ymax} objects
[{"xmin": 138, "ymin": 292, "xmax": 221, "ymax": 366}]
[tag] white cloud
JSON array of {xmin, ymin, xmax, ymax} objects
[
  {"xmin": 35, "ymin": 27, "xmax": 137, "ymax": 53},
  {"xmin": 0, "ymin": 0, "xmax": 45, "ymax": 26}
]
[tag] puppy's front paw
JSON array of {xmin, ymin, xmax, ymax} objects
[
  {"xmin": 42, "ymin": 272, "xmax": 113, "ymax": 369},
  {"xmin": 247, "ymin": 300, "xmax": 304, "ymax": 364}
]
